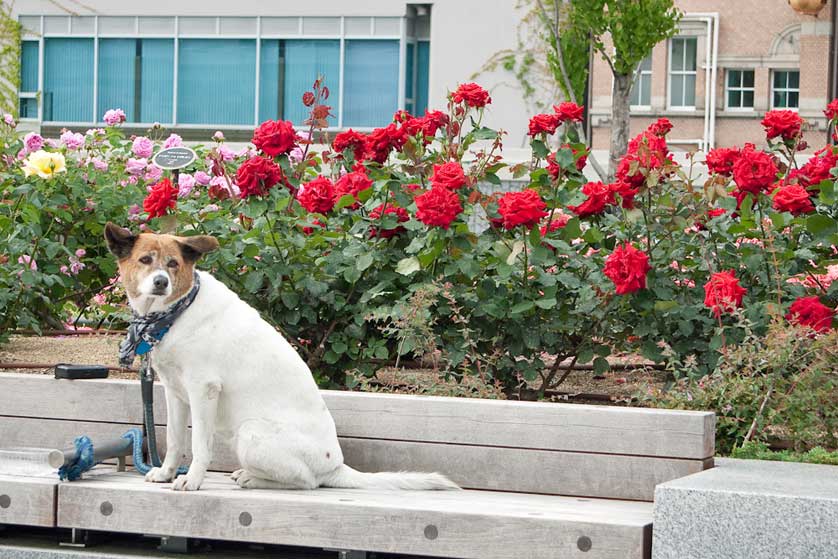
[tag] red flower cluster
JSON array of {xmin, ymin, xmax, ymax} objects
[
  {"xmin": 369, "ymin": 203, "xmax": 409, "ymax": 238},
  {"xmin": 553, "ymin": 102, "xmax": 584, "ymax": 122},
  {"xmin": 703, "ymin": 270, "xmax": 747, "ymax": 317},
  {"xmin": 143, "ymin": 178, "xmax": 178, "ymax": 218},
  {"xmin": 616, "ymin": 126, "xmax": 672, "ymax": 188},
  {"xmin": 252, "ymin": 119, "xmax": 298, "ymax": 157},
  {"xmin": 302, "ymin": 218, "xmax": 325, "ymax": 235},
  {"xmin": 788, "ymin": 146, "xmax": 838, "ymax": 188},
  {"xmin": 333, "ymin": 129, "xmax": 367, "ymax": 161},
  {"xmin": 786, "ymin": 296, "xmax": 834, "ymax": 332},
  {"xmin": 540, "ymin": 213, "xmax": 571, "ymax": 235},
  {"xmin": 334, "ymin": 171, "xmax": 373, "ymax": 209},
  {"xmin": 452, "ymin": 83, "xmax": 492, "ymax": 108},
  {"xmin": 431, "ymin": 162, "xmax": 467, "ymax": 190},
  {"xmin": 732, "ymin": 144, "xmax": 778, "ymax": 195},
  {"xmin": 496, "ymin": 189, "xmax": 548, "ymax": 230},
  {"xmin": 528, "ymin": 113, "xmax": 560, "ymax": 136},
  {"xmin": 546, "ymin": 146, "xmax": 588, "ymax": 178},
  {"xmin": 568, "ymin": 181, "xmax": 615, "ymax": 217},
  {"xmin": 297, "ymin": 176, "xmax": 336, "ymax": 214},
  {"xmin": 402, "ymin": 110, "xmax": 449, "ymax": 139},
  {"xmin": 772, "ymin": 183, "xmax": 815, "ymax": 215},
  {"xmin": 824, "ymin": 98, "xmax": 838, "ymax": 120},
  {"xmin": 611, "ymin": 181, "xmax": 639, "ymax": 209},
  {"xmin": 236, "ymin": 156, "xmax": 285, "ymax": 198},
  {"xmin": 364, "ymin": 123, "xmax": 407, "ymax": 163},
  {"xmin": 603, "ymin": 243, "xmax": 651, "ymax": 295},
  {"xmin": 648, "ymin": 118, "xmax": 673, "ymax": 137},
  {"xmin": 761, "ymin": 110, "xmax": 803, "ymax": 141},
  {"xmin": 705, "ymin": 147, "xmax": 740, "ymax": 177},
  {"xmin": 415, "ymin": 187, "xmax": 462, "ymax": 229}
]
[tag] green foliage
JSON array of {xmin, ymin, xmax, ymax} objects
[
  {"xmin": 731, "ymin": 441, "xmax": 838, "ymax": 466},
  {"xmin": 0, "ymin": 1, "xmax": 21, "ymax": 116}
]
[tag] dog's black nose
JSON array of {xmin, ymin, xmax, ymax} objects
[{"xmin": 153, "ymin": 275, "xmax": 169, "ymax": 290}]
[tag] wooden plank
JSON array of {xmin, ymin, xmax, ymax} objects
[
  {"xmin": 57, "ymin": 470, "xmax": 653, "ymax": 559},
  {"xmin": 0, "ymin": 373, "xmax": 714, "ymax": 459},
  {"xmin": 0, "ymin": 416, "xmax": 707, "ymax": 500},
  {"xmin": 0, "ymin": 474, "xmax": 56, "ymax": 527}
]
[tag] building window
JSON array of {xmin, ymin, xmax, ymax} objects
[
  {"xmin": 404, "ymin": 39, "xmax": 430, "ymax": 115},
  {"xmin": 726, "ymin": 69, "xmax": 755, "ymax": 110},
  {"xmin": 772, "ymin": 70, "xmax": 799, "ymax": 109},
  {"xmin": 343, "ymin": 40, "xmax": 400, "ymax": 127},
  {"xmin": 630, "ymin": 55, "xmax": 652, "ymax": 108},
  {"xmin": 19, "ymin": 40, "xmax": 38, "ymax": 119},
  {"xmin": 668, "ymin": 37, "xmax": 697, "ymax": 109},
  {"xmin": 98, "ymin": 39, "xmax": 174, "ymax": 124},
  {"xmin": 43, "ymin": 38, "xmax": 95, "ymax": 122}
]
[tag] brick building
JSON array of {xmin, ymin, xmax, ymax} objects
[{"xmin": 589, "ymin": 1, "xmax": 834, "ymax": 154}]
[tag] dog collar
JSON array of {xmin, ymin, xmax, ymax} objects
[{"xmin": 118, "ymin": 272, "xmax": 201, "ymax": 367}]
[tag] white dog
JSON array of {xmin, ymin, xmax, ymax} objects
[{"xmin": 105, "ymin": 223, "xmax": 457, "ymax": 492}]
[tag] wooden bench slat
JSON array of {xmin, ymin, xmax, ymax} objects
[
  {"xmin": 57, "ymin": 470, "xmax": 653, "ymax": 559},
  {"xmin": 0, "ymin": 474, "xmax": 57, "ymax": 527},
  {"xmin": 0, "ymin": 373, "xmax": 714, "ymax": 459}
]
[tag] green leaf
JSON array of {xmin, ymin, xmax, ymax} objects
[
  {"xmin": 472, "ymin": 126, "xmax": 499, "ymax": 140},
  {"xmin": 334, "ymin": 193, "xmax": 357, "ymax": 211},
  {"xmin": 484, "ymin": 172, "xmax": 501, "ymax": 186},
  {"xmin": 593, "ymin": 357, "xmax": 610, "ymax": 376},
  {"xmin": 509, "ymin": 301, "xmax": 535, "ymax": 315},
  {"xmin": 395, "ymin": 256, "xmax": 421, "ymax": 276},
  {"xmin": 654, "ymin": 300, "xmax": 678, "ymax": 312},
  {"xmin": 535, "ymin": 297, "xmax": 557, "ymax": 309},
  {"xmin": 356, "ymin": 252, "xmax": 374, "ymax": 271},
  {"xmin": 806, "ymin": 214, "xmax": 838, "ymax": 238},
  {"xmin": 531, "ymin": 139, "xmax": 549, "ymax": 159}
]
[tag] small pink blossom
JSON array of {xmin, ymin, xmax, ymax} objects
[
  {"xmin": 68, "ymin": 256, "xmax": 85, "ymax": 275},
  {"xmin": 127, "ymin": 204, "xmax": 142, "ymax": 222},
  {"xmin": 60, "ymin": 265, "xmax": 69, "ymax": 275},
  {"xmin": 126, "ymin": 158, "xmax": 147, "ymax": 176},
  {"xmin": 217, "ymin": 144, "xmax": 236, "ymax": 161},
  {"xmin": 178, "ymin": 173, "xmax": 195, "ymax": 197},
  {"xmin": 18, "ymin": 254, "xmax": 37, "ymax": 271},
  {"xmin": 60, "ymin": 130, "xmax": 85, "ymax": 150},
  {"xmin": 85, "ymin": 128, "xmax": 106, "ymax": 142},
  {"xmin": 163, "ymin": 133, "xmax": 182, "ymax": 149},
  {"xmin": 103, "ymin": 109, "xmax": 126, "ymax": 126},
  {"xmin": 92, "ymin": 158, "xmax": 108, "ymax": 172},
  {"xmin": 144, "ymin": 165, "xmax": 163, "ymax": 182},
  {"xmin": 199, "ymin": 204, "xmax": 220, "ymax": 215},
  {"xmin": 236, "ymin": 146, "xmax": 258, "ymax": 159},
  {"xmin": 24, "ymin": 132, "xmax": 43, "ymax": 153},
  {"xmin": 92, "ymin": 293, "xmax": 106, "ymax": 305},
  {"xmin": 83, "ymin": 199, "xmax": 96, "ymax": 212},
  {"xmin": 44, "ymin": 138, "xmax": 60, "ymax": 149},
  {"xmin": 132, "ymin": 136, "xmax": 154, "ymax": 158},
  {"xmin": 213, "ymin": 130, "xmax": 225, "ymax": 141},
  {"xmin": 194, "ymin": 170, "xmax": 211, "ymax": 185},
  {"xmin": 75, "ymin": 248, "xmax": 86, "ymax": 258},
  {"xmin": 3, "ymin": 113, "xmax": 15, "ymax": 127}
]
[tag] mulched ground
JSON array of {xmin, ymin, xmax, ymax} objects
[{"xmin": 0, "ymin": 335, "xmax": 667, "ymax": 403}]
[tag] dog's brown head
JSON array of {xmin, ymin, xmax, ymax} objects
[{"xmin": 105, "ymin": 222, "xmax": 218, "ymax": 314}]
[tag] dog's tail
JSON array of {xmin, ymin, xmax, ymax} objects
[{"xmin": 320, "ymin": 464, "xmax": 460, "ymax": 491}]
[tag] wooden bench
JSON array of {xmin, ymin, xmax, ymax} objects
[{"xmin": 0, "ymin": 372, "xmax": 715, "ymax": 558}]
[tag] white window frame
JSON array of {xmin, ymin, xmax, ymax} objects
[
  {"xmin": 630, "ymin": 55, "xmax": 652, "ymax": 110},
  {"xmin": 771, "ymin": 69, "xmax": 800, "ymax": 110},
  {"xmin": 667, "ymin": 36, "xmax": 697, "ymax": 111},
  {"xmin": 724, "ymin": 68, "xmax": 755, "ymax": 112}
]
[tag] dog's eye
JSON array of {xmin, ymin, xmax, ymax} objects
[
  {"xmin": 167, "ymin": 260, "xmax": 179, "ymax": 268},
  {"xmin": 139, "ymin": 255, "xmax": 152, "ymax": 265}
]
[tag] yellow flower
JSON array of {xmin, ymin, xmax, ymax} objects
[{"xmin": 22, "ymin": 150, "xmax": 67, "ymax": 179}]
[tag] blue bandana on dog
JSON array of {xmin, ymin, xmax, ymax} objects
[{"xmin": 118, "ymin": 272, "xmax": 201, "ymax": 367}]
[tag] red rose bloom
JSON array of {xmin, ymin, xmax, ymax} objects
[
  {"xmin": 452, "ymin": 82, "xmax": 492, "ymax": 108},
  {"xmin": 296, "ymin": 176, "xmax": 336, "ymax": 214},
  {"xmin": 788, "ymin": 147, "xmax": 838, "ymax": 188},
  {"xmin": 708, "ymin": 208, "xmax": 727, "ymax": 219},
  {"xmin": 252, "ymin": 119, "xmax": 298, "ymax": 157},
  {"xmin": 547, "ymin": 145, "xmax": 588, "ymax": 179},
  {"xmin": 302, "ymin": 218, "xmax": 324, "ymax": 235},
  {"xmin": 528, "ymin": 113, "xmax": 560, "ymax": 136},
  {"xmin": 772, "ymin": 183, "xmax": 815, "ymax": 215},
  {"xmin": 420, "ymin": 110, "xmax": 449, "ymax": 136},
  {"xmin": 415, "ymin": 186, "xmax": 463, "ymax": 229},
  {"xmin": 786, "ymin": 296, "xmax": 834, "ymax": 332},
  {"xmin": 333, "ymin": 129, "xmax": 367, "ymax": 161},
  {"xmin": 365, "ymin": 124, "xmax": 406, "ymax": 163},
  {"xmin": 761, "ymin": 110, "xmax": 803, "ymax": 141},
  {"xmin": 235, "ymin": 156, "xmax": 285, "ymax": 198},
  {"xmin": 497, "ymin": 189, "xmax": 548, "ymax": 230},
  {"xmin": 568, "ymin": 181, "xmax": 615, "ymax": 217},
  {"xmin": 553, "ymin": 101, "xmax": 584, "ymax": 122},
  {"xmin": 603, "ymin": 243, "xmax": 651, "ymax": 295},
  {"xmin": 369, "ymin": 203, "xmax": 410, "ymax": 238},
  {"xmin": 824, "ymin": 99, "xmax": 838, "ymax": 120},
  {"xmin": 143, "ymin": 178, "xmax": 178, "ymax": 218},
  {"xmin": 705, "ymin": 147, "xmax": 741, "ymax": 177},
  {"xmin": 540, "ymin": 213, "xmax": 571, "ymax": 236},
  {"xmin": 732, "ymin": 144, "xmax": 778, "ymax": 195},
  {"xmin": 431, "ymin": 162, "xmax": 468, "ymax": 190},
  {"xmin": 333, "ymin": 171, "xmax": 373, "ymax": 209},
  {"xmin": 617, "ymin": 130, "xmax": 671, "ymax": 187},
  {"xmin": 703, "ymin": 270, "xmax": 747, "ymax": 317},
  {"xmin": 610, "ymin": 181, "xmax": 639, "ymax": 209},
  {"xmin": 649, "ymin": 118, "xmax": 673, "ymax": 136}
]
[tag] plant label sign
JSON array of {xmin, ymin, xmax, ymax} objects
[{"xmin": 153, "ymin": 147, "xmax": 197, "ymax": 170}]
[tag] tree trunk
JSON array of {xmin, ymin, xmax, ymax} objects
[{"xmin": 609, "ymin": 72, "xmax": 633, "ymax": 181}]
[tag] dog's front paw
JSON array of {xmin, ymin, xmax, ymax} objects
[
  {"xmin": 172, "ymin": 472, "xmax": 203, "ymax": 491},
  {"xmin": 145, "ymin": 467, "xmax": 175, "ymax": 483}
]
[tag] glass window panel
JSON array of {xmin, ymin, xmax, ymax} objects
[
  {"xmin": 44, "ymin": 16, "xmax": 69, "ymax": 34},
  {"xmin": 684, "ymin": 38, "xmax": 697, "ymax": 71},
  {"xmin": 728, "ymin": 90, "xmax": 741, "ymax": 108},
  {"xmin": 19, "ymin": 16, "xmax": 40, "ymax": 36},
  {"xmin": 19, "ymin": 98, "xmax": 37, "ymax": 119},
  {"xmin": 139, "ymin": 39, "xmax": 174, "ymax": 123},
  {"xmin": 178, "ymin": 39, "xmax": 256, "ymax": 125},
  {"xmin": 416, "ymin": 40, "xmax": 430, "ymax": 114},
  {"xmin": 258, "ymin": 40, "xmax": 281, "ymax": 122},
  {"xmin": 283, "ymin": 40, "xmax": 339, "ymax": 126},
  {"xmin": 343, "ymin": 39, "xmax": 399, "ymax": 127},
  {"xmin": 20, "ymin": 41, "xmax": 39, "ymax": 92},
  {"xmin": 43, "ymin": 38, "xmax": 94, "ymax": 122},
  {"xmin": 684, "ymin": 74, "xmax": 696, "ymax": 106},
  {"xmin": 774, "ymin": 91, "xmax": 786, "ymax": 108},
  {"xmin": 788, "ymin": 71, "xmax": 799, "ymax": 89},
  {"xmin": 671, "ymin": 74, "xmax": 684, "ymax": 106},
  {"xmin": 671, "ymin": 39, "xmax": 684, "ymax": 71},
  {"xmin": 742, "ymin": 90, "xmax": 754, "ymax": 108},
  {"xmin": 788, "ymin": 91, "xmax": 799, "ymax": 108},
  {"xmin": 743, "ymin": 70, "xmax": 754, "ymax": 88},
  {"xmin": 774, "ymin": 71, "xmax": 784, "ymax": 88},
  {"xmin": 98, "ymin": 39, "xmax": 137, "ymax": 121},
  {"xmin": 728, "ymin": 70, "xmax": 741, "ymax": 88},
  {"xmin": 640, "ymin": 55, "xmax": 652, "ymax": 71},
  {"xmin": 405, "ymin": 43, "xmax": 415, "ymax": 104},
  {"xmin": 70, "ymin": 16, "xmax": 95, "ymax": 35}
]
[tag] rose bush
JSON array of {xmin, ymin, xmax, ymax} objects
[{"xmin": 2, "ymin": 80, "xmax": 838, "ymax": 397}]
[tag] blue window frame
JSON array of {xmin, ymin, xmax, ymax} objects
[
  {"xmin": 44, "ymin": 38, "xmax": 94, "ymax": 122},
  {"xmin": 97, "ymin": 39, "xmax": 174, "ymax": 123},
  {"xmin": 343, "ymin": 40, "xmax": 399, "ymax": 127},
  {"xmin": 416, "ymin": 40, "xmax": 430, "ymax": 115},
  {"xmin": 178, "ymin": 39, "xmax": 256, "ymax": 125},
  {"xmin": 19, "ymin": 40, "xmax": 38, "ymax": 119},
  {"xmin": 405, "ymin": 42, "xmax": 415, "ymax": 115}
]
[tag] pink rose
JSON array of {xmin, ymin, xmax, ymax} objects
[
  {"xmin": 163, "ymin": 133, "xmax": 182, "ymax": 149},
  {"xmin": 24, "ymin": 132, "xmax": 43, "ymax": 153},
  {"xmin": 102, "ymin": 109, "xmax": 126, "ymax": 126},
  {"xmin": 132, "ymin": 136, "xmax": 154, "ymax": 158},
  {"xmin": 194, "ymin": 171, "xmax": 211, "ymax": 185},
  {"xmin": 60, "ymin": 131, "xmax": 85, "ymax": 150},
  {"xmin": 126, "ymin": 158, "xmax": 147, "ymax": 176}
]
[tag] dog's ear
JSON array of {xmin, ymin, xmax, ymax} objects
[
  {"xmin": 104, "ymin": 222, "xmax": 137, "ymax": 260},
  {"xmin": 177, "ymin": 235, "xmax": 219, "ymax": 262}
]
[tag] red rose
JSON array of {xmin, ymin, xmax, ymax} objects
[
  {"xmin": 772, "ymin": 183, "xmax": 815, "ymax": 215},
  {"xmin": 732, "ymin": 144, "xmax": 778, "ymax": 195},
  {"xmin": 302, "ymin": 218, "xmax": 325, "ymax": 235},
  {"xmin": 252, "ymin": 119, "xmax": 298, "ymax": 157},
  {"xmin": 618, "ymin": 131, "xmax": 671, "ymax": 187},
  {"xmin": 547, "ymin": 146, "xmax": 587, "ymax": 179},
  {"xmin": 788, "ymin": 147, "xmax": 837, "ymax": 188},
  {"xmin": 415, "ymin": 186, "xmax": 463, "ymax": 229},
  {"xmin": 610, "ymin": 181, "xmax": 639, "ymax": 209},
  {"xmin": 603, "ymin": 243, "xmax": 651, "ymax": 295},
  {"xmin": 497, "ymin": 189, "xmax": 548, "ymax": 229},
  {"xmin": 528, "ymin": 113, "xmax": 560, "ymax": 136},
  {"xmin": 649, "ymin": 118, "xmax": 673, "ymax": 137},
  {"xmin": 365, "ymin": 124, "xmax": 406, "ymax": 163},
  {"xmin": 708, "ymin": 208, "xmax": 727, "ymax": 219},
  {"xmin": 703, "ymin": 270, "xmax": 747, "ymax": 317},
  {"xmin": 143, "ymin": 178, "xmax": 178, "ymax": 218},
  {"xmin": 786, "ymin": 296, "xmax": 834, "ymax": 332},
  {"xmin": 452, "ymin": 82, "xmax": 492, "ymax": 108},
  {"xmin": 540, "ymin": 213, "xmax": 571, "ymax": 236},
  {"xmin": 824, "ymin": 99, "xmax": 838, "ymax": 120},
  {"xmin": 333, "ymin": 171, "xmax": 373, "ymax": 209},
  {"xmin": 568, "ymin": 181, "xmax": 615, "ymax": 217},
  {"xmin": 430, "ymin": 162, "xmax": 467, "ymax": 190},
  {"xmin": 553, "ymin": 101, "xmax": 584, "ymax": 122},
  {"xmin": 296, "ymin": 176, "xmax": 336, "ymax": 214},
  {"xmin": 761, "ymin": 110, "xmax": 803, "ymax": 141},
  {"xmin": 235, "ymin": 156, "xmax": 285, "ymax": 198},
  {"xmin": 369, "ymin": 203, "xmax": 409, "ymax": 238},
  {"xmin": 705, "ymin": 147, "xmax": 741, "ymax": 177},
  {"xmin": 420, "ymin": 110, "xmax": 449, "ymax": 136},
  {"xmin": 333, "ymin": 129, "xmax": 368, "ymax": 161}
]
